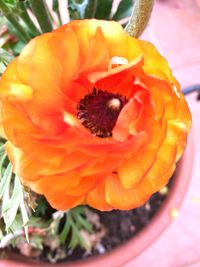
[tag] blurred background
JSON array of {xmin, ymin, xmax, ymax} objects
[{"xmin": 126, "ymin": 0, "xmax": 200, "ymax": 266}]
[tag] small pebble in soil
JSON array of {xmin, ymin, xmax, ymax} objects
[{"xmin": 159, "ymin": 186, "xmax": 169, "ymax": 195}]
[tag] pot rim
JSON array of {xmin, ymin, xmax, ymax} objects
[{"xmin": 0, "ymin": 132, "xmax": 194, "ymax": 267}]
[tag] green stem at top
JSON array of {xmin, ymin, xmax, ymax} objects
[
  {"xmin": 0, "ymin": 0, "xmax": 30, "ymax": 42},
  {"xmin": 125, "ymin": 0, "xmax": 155, "ymax": 38},
  {"xmin": 29, "ymin": 0, "xmax": 53, "ymax": 33}
]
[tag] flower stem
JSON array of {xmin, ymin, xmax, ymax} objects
[
  {"xmin": 125, "ymin": 0, "xmax": 155, "ymax": 38},
  {"xmin": 0, "ymin": 0, "xmax": 30, "ymax": 42},
  {"xmin": 17, "ymin": 0, "xmax": 41, "ymax": 37},
  {"xmin": 29, "ymin": 0, "xmax": 53, "ymax": 33}
]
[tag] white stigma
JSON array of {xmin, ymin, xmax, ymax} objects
[
  {"xmin": 110, "ymin": 56, "xmax": 128, "ymax": 65},
  {"xmin": 108, "ymin": 98, "xmax": 121, "ymax": 110},
  {"xmin": 109, "ymin": 56, "xmax": 128, "ymax": 70}
]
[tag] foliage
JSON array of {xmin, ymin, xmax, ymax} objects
[
  {"xmin": 112, "ymin": 0, "xmax": 133, "ymax": 20},
  {"xmin": 0, "ymin": 48, "xmax": 14, "ymax": 74},
  {"xmin": 0, "ymin": 147, "xmax": 30, "ymax": 240},
  {"xmin": 68, "ymin": 0, "xmax": 134, "ymax": 20},
  {"xmin": 0, "ymin": 0, "xmax": 134, "ymax": 55},
  {"xmin": 58, "ymin": 207, "xmax": 93, "ymax": 249}
]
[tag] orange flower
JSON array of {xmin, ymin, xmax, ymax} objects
[{"xmin": 0, "ymin": 20, "xmax": 191, "ymax": 211}]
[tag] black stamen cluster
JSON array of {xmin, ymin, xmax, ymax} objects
[{"xmin": 77, "ymin": 88, "xmax": 127, "ymax": 138}]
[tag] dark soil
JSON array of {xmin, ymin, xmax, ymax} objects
[
  {"xmin": 62, "ymin": 179, "xmax": 174, "ymax": 262},
  {"xmin": 97, "ymin": 190, "xmax": 170, "ymax": 251}
]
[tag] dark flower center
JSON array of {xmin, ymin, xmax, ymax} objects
[{"xmin": 77, "ymin": 88, "xmax": 127, "ymax": 138}]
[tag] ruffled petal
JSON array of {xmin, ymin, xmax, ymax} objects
[
  {"xmin": 0, "ymin": 19, "xmax": 191, "ymax": 212},
  {"xmin": 87, "ymin": 180, "xmax": 113, "ymax": 211},
  {"xmin": 105, "ymin": 174, "xmax": 153, "ymax": 210}
]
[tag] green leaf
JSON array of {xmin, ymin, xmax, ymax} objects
[
  {"xmin": 3, "ymin": 0, "xmax": 16, "ymax": 8},
  {"xmin": 59, "ymin": 213, "xmax": 72, "ymax": 244},
  {"xmin": 28, "ymin": 216, "xmax": 50, "ymax": 229},
  {"xmin": 2, "ymin": 174, "xmax": 22, "ymax": 231},
  {"xmin": 94, "ymin": 0, "xmax": 113, "ymax": 19},
  {"xmin": 68, "ymin": 223, "xmax": 80, "ymax": 249},
  {"xmin": 0, "ymin": 48, "xmax": 14, "ymax": 65},
  {"xmin": 0, "ymin": 144, "xmax": 5, "ymax": 154},
  {"xmin": 112, "ymin": 0, "xmax": 133, "ymax": 21},
  {"xmin": 0, "ymin": 170, "xmax": 30, "ymax": 241},
  {"xmin": 19, "ymin": 184, "xmax": 30, "ymax": 241},
  {"xmin": 52, "ymin": 0, "xmax": 62, "ymax": 25},
  {"xmin": 0, "ymin": 163, "xmax": 12, "ymax": 199},
  {"xmin": 0, "ymin": 16, "xmax": 6, "ymax": 30},
  {"xmin": 53, "ymin": 0, "xmax": 59, "ymax": 10},
  {"xmin": 9, "ymin": 214, "xmax": 23, "ymax": 232},
  {"xmin": 58, "ymin": 206, "xmax": 93, "ymax": 250},
  {"xmin": 34, "ymin": 196, "xmax": 54, "ymax": 216},
  {"xmin": 84, "ymin": 0, "xmax": 97, "ymax": 18},
  {"xmin": 12, "ymin": 41, "xmax": 26, "ymax": 56},
  {"xmin": 0, "ymin": 62, "xmax": 7, "ymax": 76},
  {"xmin": 76, "ymin": 213, "xmax": 93, "ymax": 233},
  {"xmin": 68, "ymin": 0, "xmax": 88, "ymax": 19},
  {"xmin": 0, "ymin": 154, "xmax": 7, "ymax": 178}
]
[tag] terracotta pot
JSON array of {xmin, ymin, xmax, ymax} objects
[
  {"xmin": 196, "ymin": 0, "xmax": 200, "ymax": 7},
  {"xmin": 0, "ymin": 132, "xmax": 193, "ymax": 267}
]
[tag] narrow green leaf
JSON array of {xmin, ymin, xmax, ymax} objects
[
  {"xmin": 52, "ymin": 0, "xmax": 62, "ymax": 25},
  {"xmin": 59, "ymin": 214, "xmax": 72, "ymax": 244},
  {"xmin": 0, "ymin": 0, "xmax": 31, "ymax": 42},
  {"xmin": 29, "ymin": 0, "xmax": 53, "ymax": 33},
  {"xmin": 0, "ymin": 154, "xmax": 7, "ymax": 177},
  {"xmin": 16, "ymin": 0, "xmax": 41, "ymax": 37},
  {"xmin": 112, "ymin": 0, "xmax": 133, "ymax": 21},
  {"xmin": 94, "ymin": 0, "xmax": 113, "ymax": 19},
  {"xmin": 0, "ymin": 163, "xmax": 12, "ymax": 199},
  {"xmin": 19, "ymin": 184, "xmax": 29, "ymax": 242},
  {"xmin": 9, "ymin": 214, "xmax": 23, "ymax": 232},
  {"xmin": 2, "ymin": 174, "xmax": 22, "ymax": 231},
  {"xmin": 0, "ymin": 145, "xmax": 5, "ymax": 154},
  {"xmin": 12, "ymin": 41, "xmax": 26, "ymax": 56},
  {"xmin": 28, "ymin": 216, "xmax": 50, "ymax": 229},
  {"xmin": 71, "ymin": 206, "xmax": 84, "ymax": 215},
  {"xmin": 0, "ymin": 48, "xmax": 14, "ymax": 65},
  {"xmin": 0, "ymin": 15, "xmax": 6, "ymax": 28},
  {"xmin": 53, "ymin": 0, "xmax": 59, "ymax": 9},
  {"xmin": 84, "ymin": 0, "xmax": 97, "ymax": 18},
  {"xmin": 4, "ymin": 0, "xmax": 16, "ymax": 5},
  {"xmin": 68, "ymin": 223, "xmax": 79, "ymax": 249},
  {"xmin": 76, "ymin": 214, "xmax": 93, "ymax": 233},
  {"xmin": 0, "ymin": 62, "xmax": 6, "ymax": 76}
]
